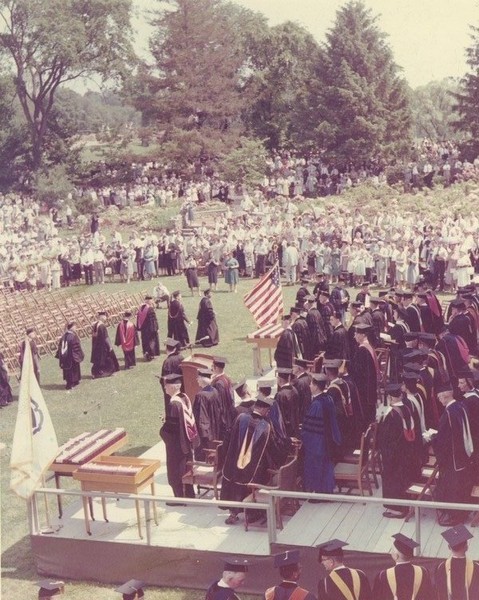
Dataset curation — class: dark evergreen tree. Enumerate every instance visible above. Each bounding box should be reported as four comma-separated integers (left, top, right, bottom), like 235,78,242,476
453,26,479,159
316,1,412,166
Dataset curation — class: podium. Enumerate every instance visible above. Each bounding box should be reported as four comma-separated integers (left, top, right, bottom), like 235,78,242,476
180,353,214,400
246,322,283,375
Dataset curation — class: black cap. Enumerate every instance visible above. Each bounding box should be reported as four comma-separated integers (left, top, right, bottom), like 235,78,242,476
144,295,153,300
354,322,372,333
274,549,301,568
401,349,423,361
290,306,301,315
311,372,328,384
319,290,330,297
417,333,436,344
165,337,180,348
223,557,250,572
98,310,107,316
162,373,182,384
317,539,348,559
277,367,293,377
197,368,213,378
403,332,419,342
401,292,414,299
37,580,65,598
323,358,343,369
386,383,403,397
213,356,228,367
351,301,363,308
369,296,381,304
114,579,145,599
457,366,474,379
392,533,419,557
305,295,316,303
441,524,473,550
294,358,311,369
451,299,466,310
436,381,453,394
123,311,132,318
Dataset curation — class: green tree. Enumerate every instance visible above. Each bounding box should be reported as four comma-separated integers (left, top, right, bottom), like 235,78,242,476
411,78,459,140
453,26,479,158
244,21,322,151
316,1,412,165
0,73,28,187
217,137,266,187
0,0,136,169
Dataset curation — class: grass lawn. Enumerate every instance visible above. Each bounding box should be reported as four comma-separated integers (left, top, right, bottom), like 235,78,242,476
1,274,300,599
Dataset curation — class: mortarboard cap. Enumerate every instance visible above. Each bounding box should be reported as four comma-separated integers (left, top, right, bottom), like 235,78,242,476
401,292,414,299
37,580,65,598
294,357,311,369
311,372,328,384
197,367,213,378
290,306,301,315
257,377,275,389
123,311,132,318
436,380,453,394
417,333,436,343
361,281,370,287
273,549,301,568
282,314,292,321
351,301,363,308
213,356,228,367
319,289,330,297
369,296,381,304
162,373,182,384
305,295,316,303
457,366,474,379
144,295,153,300
98,310,107,316
277,367,293,377
354,322,372,333
234,378,247,392
323,358,343,369
317,539,348,559
165,337,180,348
172,290,181,297
451,298,466,310
441,524,473,550
26,327,35,335
378,290,389,298
403,332,419,342
114,579,145,599
385,383,402,397
392,533,419,557
223,557,250,572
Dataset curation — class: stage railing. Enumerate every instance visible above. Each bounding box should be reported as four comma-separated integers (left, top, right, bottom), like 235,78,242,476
31,486,478,555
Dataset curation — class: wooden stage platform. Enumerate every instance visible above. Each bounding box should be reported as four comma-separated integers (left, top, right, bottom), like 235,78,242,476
32,441,479,591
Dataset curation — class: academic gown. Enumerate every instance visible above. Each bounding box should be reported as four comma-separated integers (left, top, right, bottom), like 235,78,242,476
205,582,240,600
350,344,378,425
159,393,198,498
274,328,299,368
136,304,160,358
306,307,328,356
324,324,350,360
378,403,417,511
292,316,314,360
114,319,139,368
405,304,422,332
462,389,479,483
160,350,184,414
167,299,190,348
90,321,120,378
433,400,474,519
436,333,469,384
56,330,84,387
327,378,362,452
373,562,433,600
292,372,312,426
221,411,290,503
195,296,219,347
193,385,222,461
212,373,236,440
318,566,371,600
435,556,479,600
301,392,341,493
273,384,301,438
448,312,477,356
266,581,316,600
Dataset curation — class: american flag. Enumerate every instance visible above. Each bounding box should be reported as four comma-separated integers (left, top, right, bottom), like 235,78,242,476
244,262,284,327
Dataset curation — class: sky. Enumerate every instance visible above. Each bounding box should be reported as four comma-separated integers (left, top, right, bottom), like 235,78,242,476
133,0,479,89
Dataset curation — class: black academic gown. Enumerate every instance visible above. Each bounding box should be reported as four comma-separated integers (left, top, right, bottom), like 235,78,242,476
327,378,362,452
56,330,84,387
433,400,474,520
448,312,477,356
318,567,371,600
160,350,185,414
167,299,190,348
90,321,119,378
350,343,378,425
292,372,312,426
306,307,328,356
274,328,299,368
220,410,290,502
195,296,219,347
205,582,240,600
159,393,198,498
266,581,316,600
193,385,222,461
436,333,470,384
373,562,433,600
324,324,350,360
435,556,479,600
405,303,422,332
137,304,160,358
212,373,236,441
463,389,479,483
292,316,314,360
378,403,417,511
274,383,301,438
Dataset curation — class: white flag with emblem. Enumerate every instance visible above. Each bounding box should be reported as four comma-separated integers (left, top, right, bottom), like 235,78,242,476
10,338,58,499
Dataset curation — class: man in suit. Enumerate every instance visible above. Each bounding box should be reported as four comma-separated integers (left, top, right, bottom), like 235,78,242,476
373,533,433,599
317,539,371,600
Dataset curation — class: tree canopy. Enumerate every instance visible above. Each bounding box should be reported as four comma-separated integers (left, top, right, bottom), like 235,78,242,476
0,0,135,169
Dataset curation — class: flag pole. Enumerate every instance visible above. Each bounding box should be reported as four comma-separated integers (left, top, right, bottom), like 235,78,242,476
41,474,52,531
